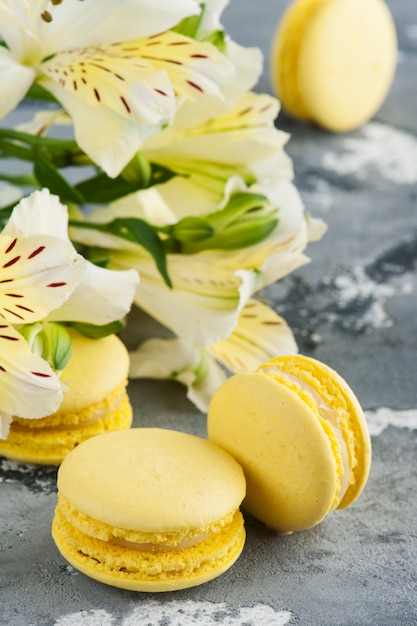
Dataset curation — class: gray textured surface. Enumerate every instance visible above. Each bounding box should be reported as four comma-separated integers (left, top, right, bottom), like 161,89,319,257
1,1,417,624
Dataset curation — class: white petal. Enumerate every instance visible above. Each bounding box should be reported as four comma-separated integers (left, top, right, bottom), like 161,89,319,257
0,47,35,118
41,47,175,126
0,0,46,62
129,31,235,101
16,109,71,136
39,81,161,178
197,0,230,38
0,182,23,209
123,251,258,346
173,41,263,126
47,262,139,325
129,337,227,413
2,189,69,239
0,234,85,323
0,323,63,425
0,413,13,439
43,0,200,53
145,92,287,173
209,299,298,374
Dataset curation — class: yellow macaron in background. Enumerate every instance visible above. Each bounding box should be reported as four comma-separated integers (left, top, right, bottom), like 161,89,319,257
270,0,397,132
0,329,132,465
208,355,371,534
52,428,246,592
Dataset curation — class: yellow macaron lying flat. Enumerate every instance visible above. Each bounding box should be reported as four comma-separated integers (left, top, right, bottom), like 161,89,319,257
208,355,371,534
0,330,132,465
271,0,397,132
52,428,246,592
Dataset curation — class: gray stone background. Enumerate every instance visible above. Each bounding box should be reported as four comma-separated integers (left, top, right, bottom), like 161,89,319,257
1,0,416,624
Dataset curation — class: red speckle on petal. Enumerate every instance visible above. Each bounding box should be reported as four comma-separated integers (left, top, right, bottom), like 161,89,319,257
47,282,67,288
120,96,131,113
28,246,46,259
5,238,17,254
31,371,51,378
0,335,19,341
186,80,204,93
2,256,20,268
0,365,6,372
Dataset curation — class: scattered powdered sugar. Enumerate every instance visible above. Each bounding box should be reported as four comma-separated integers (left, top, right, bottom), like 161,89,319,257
54,602,294,626
301,177,334,213
322,122,417,185
365,408,417,436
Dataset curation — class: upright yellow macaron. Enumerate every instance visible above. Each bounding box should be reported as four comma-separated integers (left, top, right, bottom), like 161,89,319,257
52,428,246,592
271,0,397,132
0,330,132,465
208,355,371,534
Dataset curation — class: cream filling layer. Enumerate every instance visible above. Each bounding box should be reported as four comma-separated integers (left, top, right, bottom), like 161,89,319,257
111,533,210,553
263,367,351,505
50,394,125,431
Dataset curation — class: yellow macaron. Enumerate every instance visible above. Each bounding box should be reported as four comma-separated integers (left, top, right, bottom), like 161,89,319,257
270,0,397,132
0,330,132,465
208,355,371,534
52,428,246,592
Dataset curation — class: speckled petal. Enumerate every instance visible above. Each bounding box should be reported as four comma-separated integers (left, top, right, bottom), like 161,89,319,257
0,323,63,424
0,233,85,323
209,299,298,374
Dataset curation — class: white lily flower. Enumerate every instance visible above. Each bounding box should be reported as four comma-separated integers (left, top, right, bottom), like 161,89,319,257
2,188,139,324
0,195,88,437
0,0,235,177
129,299,298,413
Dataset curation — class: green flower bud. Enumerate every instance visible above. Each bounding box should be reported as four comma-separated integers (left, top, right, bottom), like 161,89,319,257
20,322,72,374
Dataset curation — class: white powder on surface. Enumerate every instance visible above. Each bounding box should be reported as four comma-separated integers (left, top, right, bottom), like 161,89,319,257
54,602,293,626
322,122,417,185
366,408,417,436
301,178,334,213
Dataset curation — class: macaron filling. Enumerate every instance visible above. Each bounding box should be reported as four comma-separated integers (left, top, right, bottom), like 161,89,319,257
262,367,351,505
112,534,210,552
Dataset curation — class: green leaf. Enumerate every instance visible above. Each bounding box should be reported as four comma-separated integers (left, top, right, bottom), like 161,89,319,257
203,29,227,52
70,217,172,288
26,84,59,104
68,320,124,339
173,3,206,38
74,163,174,203
33,147,84,203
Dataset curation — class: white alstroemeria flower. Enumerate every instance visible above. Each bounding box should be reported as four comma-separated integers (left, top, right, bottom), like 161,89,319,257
2,189,139,324
129,299,298,412
141,91,293,219
0,197,87,437
129,337,226,413
70,177,325,348
0,0,235,177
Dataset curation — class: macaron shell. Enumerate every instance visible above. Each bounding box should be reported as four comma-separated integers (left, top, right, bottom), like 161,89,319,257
53,428,246,591
271,0,327,119
58,330,130,414
271,0,397,131
52,506,245,592
0,390,132,465
208,372,341,533
57,428,246,533
261,355,372,509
